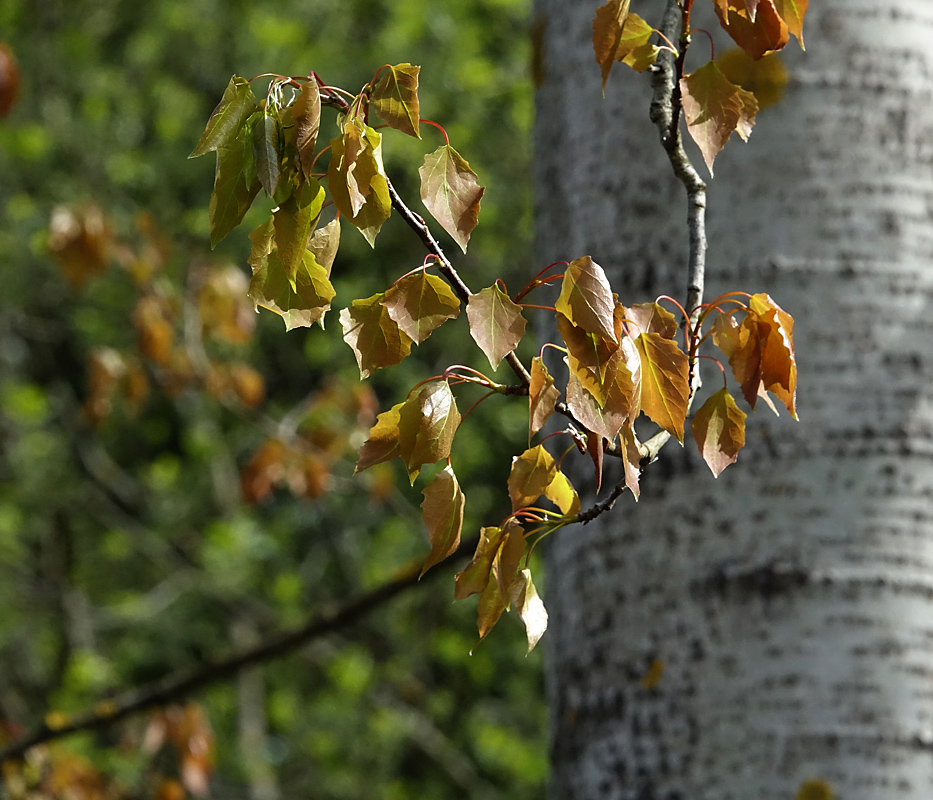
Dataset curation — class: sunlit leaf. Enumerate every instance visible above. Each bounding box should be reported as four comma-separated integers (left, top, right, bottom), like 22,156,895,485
292,80,321,179
635,331,689,443
382,271,460,345
613,13,660,74
691,387,747,477
556,256,617,344
455,526,506,600
398,380,461,484
619,420,642,499
773,0,807,48
713,0,790,60
467,284,526,370
252,112,281,196
681,61,758,176
543,469,580,516
328,124,392,246
510,569,548,653
624,302,679,339
209,129,261,248
508,445,558,511
339,294,414,379
592,0,632,92
796,779,834,800
248,250,335,331
355,402,404,473
190,75,257,158
419,144,484,253
749,293,797,417
372,63,421,138
273,178,325,282
307,217,341,277
420,464,465,576
529,356,560,439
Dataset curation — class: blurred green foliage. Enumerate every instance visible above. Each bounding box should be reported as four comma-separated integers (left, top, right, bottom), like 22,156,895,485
0,0,543,797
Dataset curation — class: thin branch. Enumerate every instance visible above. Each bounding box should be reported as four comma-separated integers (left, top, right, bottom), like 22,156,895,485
0,544,471,764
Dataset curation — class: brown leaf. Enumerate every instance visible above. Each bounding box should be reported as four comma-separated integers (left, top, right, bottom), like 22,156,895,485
292,80,321,179
339,294,414,379
508,445,558,511
467,284,527,370
510,569,548,653
134,295,175,367
372,63,421,138
529,356,560,439
619,420,642,499
634,331,689,443
419,144,484,253
624,302,679,339
48,204,111,287
713,0,790,60
199,266,254,346
556,256,618,344
420,465,465,576
355,402,404,474
0,43,21,118
586,430,605,493
681,61,758,176
691,388,747,477
398,380,461,484
749,293,797,418
455,526,506,600
382,271,460,345
592,0,632,92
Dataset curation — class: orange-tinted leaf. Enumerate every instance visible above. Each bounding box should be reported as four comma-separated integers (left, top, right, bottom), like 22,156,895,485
420,464,465,576
639,659,665,689
711,312,742,358
556,256,617,344
48,204,111,287
749,293,797,417
586,430,605,493
624,302,678,339
508,445,557,511
339,294,414,379
724,311,764,408
328,123,391,246
773,0,807,48
681,61,758,176
565,369,626,443
529,356,560,439
467,284,527,370
292,80,321,179
355,402,404,473
691,387,747,477
273,178,325,282
592,0,632,92
713,0,790,60
543,469,581,516
510,569,548,653
134,295,175,367
398,380,461,484
619,420,642,499
455,526,506,600
635,331,689,443
307,217,341,277
382,271,460,344
372,63,421,138
0,43,21,118
419,144,484,253
190,75,257,158
249,250,335,331
717,48,789,111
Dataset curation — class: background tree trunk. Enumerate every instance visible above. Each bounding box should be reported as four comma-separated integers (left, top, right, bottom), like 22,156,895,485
534,2,933,798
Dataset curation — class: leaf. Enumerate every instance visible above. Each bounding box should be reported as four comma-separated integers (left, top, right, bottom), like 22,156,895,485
307,217,341,277
468,521,528,648
0,43,20,118
713,0,790,61
420,465,465,576
372,63,421,138
248,250,335,331
328,124,392,246
273,178,325,282
613,13,660,74
619,420,642,500
592,0,632,92
749,293,797,418
467,285,527,370
796,779,834,800
397,380,461,484
292,80,321,179
635,331,689,443
455,526,506,600
773,0,807,48
680,61,758,177
382,271,460,345
624,302,679,339
190,75,258,158
419,144,485,253
556,312,616,402
339,294,414,379
510,569,548,653
691,388,747,477
586,430,605,493
565,369,627,443
252,112,281,196
209,130,261,248
717,48,789,111
556,256,617,344
475,575,509,647
355,402,404,474
508,445,557,511
529,356,559,439
543,470,580,516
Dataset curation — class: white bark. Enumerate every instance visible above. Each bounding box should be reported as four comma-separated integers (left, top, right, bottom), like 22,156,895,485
534,2,933,799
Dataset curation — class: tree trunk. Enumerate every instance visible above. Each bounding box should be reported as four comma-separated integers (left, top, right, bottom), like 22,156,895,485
534,2,933,799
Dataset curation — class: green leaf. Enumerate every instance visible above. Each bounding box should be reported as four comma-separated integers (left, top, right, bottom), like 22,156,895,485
372,63,421,138
691,388,747,477
209,129,261,248
397,379,461,484
273,178,325,283
190,75,258,158
292,80,322,179
355,402,404,474
328,124,392,247
339,294,414,379
252,112,282,195
381,271,460,345
466,285,526,370
556,256,617,344
419,144,484,253
248,250,335,331
420,464,465,576
307,218,341,277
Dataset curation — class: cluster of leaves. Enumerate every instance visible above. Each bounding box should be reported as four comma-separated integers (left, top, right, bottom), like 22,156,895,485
191,5,802,649
595,0,806,173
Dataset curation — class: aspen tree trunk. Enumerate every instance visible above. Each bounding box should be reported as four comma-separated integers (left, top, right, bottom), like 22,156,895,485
534,2,933,798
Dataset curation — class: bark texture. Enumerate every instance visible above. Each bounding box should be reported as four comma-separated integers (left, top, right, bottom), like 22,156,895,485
534,2,933,798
